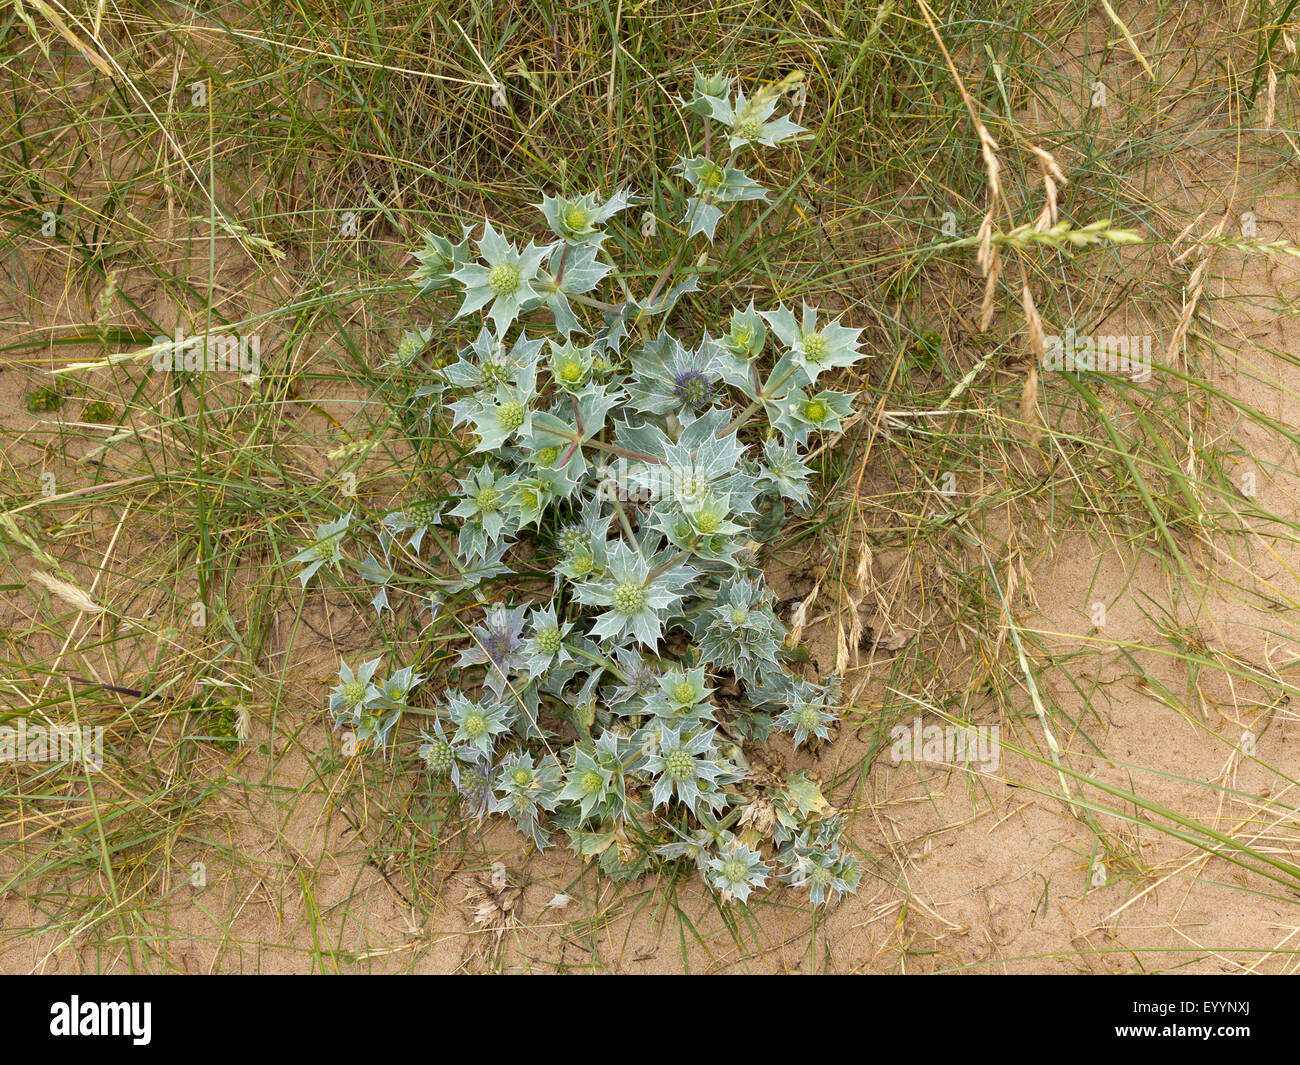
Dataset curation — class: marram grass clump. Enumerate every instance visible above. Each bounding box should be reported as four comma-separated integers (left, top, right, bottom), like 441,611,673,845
296,71,862,907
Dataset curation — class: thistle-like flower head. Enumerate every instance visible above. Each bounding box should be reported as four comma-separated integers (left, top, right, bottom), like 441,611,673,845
457,603,530,695
291,512,352,587
775,387,855,445
708,837,771,902
381,497,445,553
557,746,618,820
780,834,861,907
449,464,516,550
495,751,563,846
418,716,464,788
332,658,400,750
716,302,766,359
757,437,814,509
443,328,544,393
662,665,712,712
760,303,866,389
454,365,539,454
705,82,806,151
376,664,425,712
674,158,768,241
572,542,699,647
773,677,840,748
604,646,663,710
445,691,511,757
673,370,711,408
646,664,716,723
693,578,787,687
536,188,637,245
329,656,382,719
547,339,595,392
522,603,575,679
389,325,436,368
450,220,552,333
645,723,730,813
458,756,499,821
684,70,733,118
626,335,730,419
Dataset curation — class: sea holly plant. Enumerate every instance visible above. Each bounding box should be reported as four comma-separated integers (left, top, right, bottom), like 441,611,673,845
297,71,865,908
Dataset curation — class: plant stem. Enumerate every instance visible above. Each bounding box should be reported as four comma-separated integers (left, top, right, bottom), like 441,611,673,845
564,642,631,685
610,492,644,557
724,364,799,435
567,291,621,312
647,549,691,581
583,437,663,464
